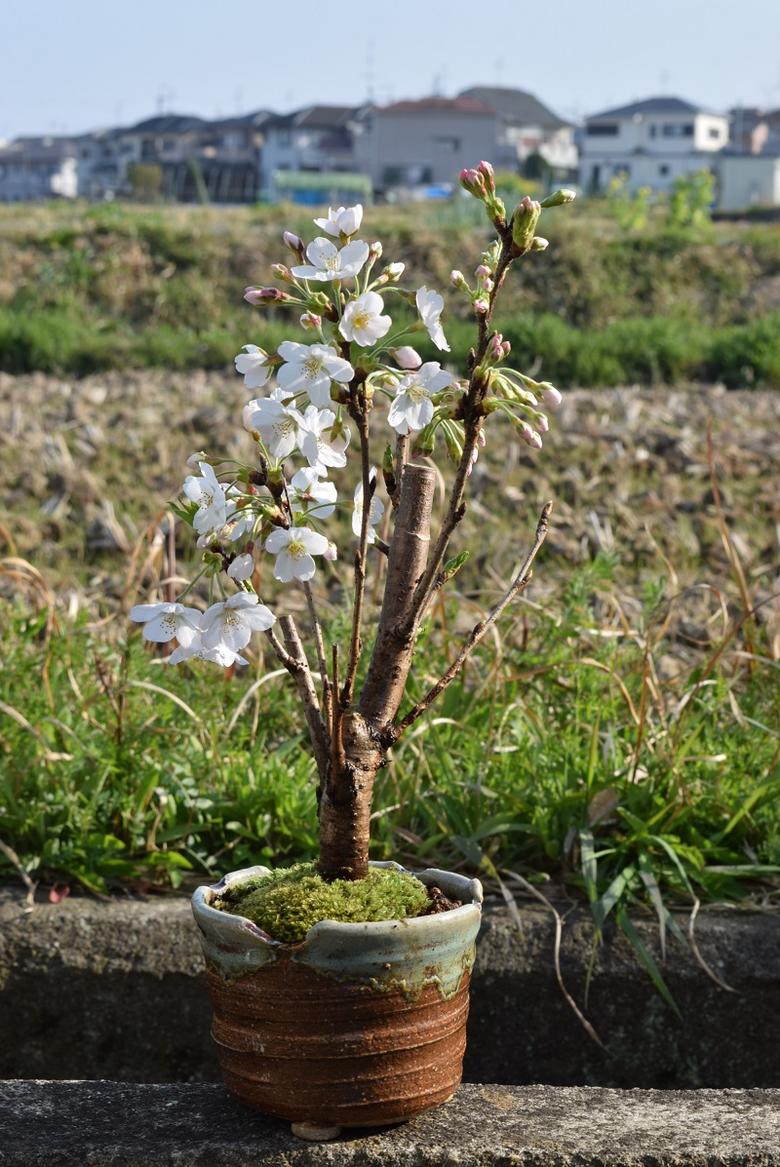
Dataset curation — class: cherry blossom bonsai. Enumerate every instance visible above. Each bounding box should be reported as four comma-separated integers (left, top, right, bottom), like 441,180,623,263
132,167,573,889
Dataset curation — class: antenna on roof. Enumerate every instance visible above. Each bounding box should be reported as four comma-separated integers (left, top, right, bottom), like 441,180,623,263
432,71,443,97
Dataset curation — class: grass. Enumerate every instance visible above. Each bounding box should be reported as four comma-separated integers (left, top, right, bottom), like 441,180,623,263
0,201,779,385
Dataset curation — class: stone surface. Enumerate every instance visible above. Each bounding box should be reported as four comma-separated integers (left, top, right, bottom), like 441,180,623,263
1,888,779,1088
1,1080,778,1166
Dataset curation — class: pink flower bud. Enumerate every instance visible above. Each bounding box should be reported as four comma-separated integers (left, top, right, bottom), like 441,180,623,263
519,422,543,449
450,269,468,290
299,311,322,331
243,286,290,304
459,168,487,198
324,541,338,562
271,263,293,282
474,297,490,315
282,230,304,258
489,333,505,361
536,413,550,434
475,264,491,278
540,383,562,410
392,345,422,370
477,160,496,192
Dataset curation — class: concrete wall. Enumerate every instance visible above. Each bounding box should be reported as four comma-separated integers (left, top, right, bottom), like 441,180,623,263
718,155,780,210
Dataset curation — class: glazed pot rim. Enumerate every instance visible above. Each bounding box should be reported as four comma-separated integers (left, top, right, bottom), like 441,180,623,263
192,859,483,950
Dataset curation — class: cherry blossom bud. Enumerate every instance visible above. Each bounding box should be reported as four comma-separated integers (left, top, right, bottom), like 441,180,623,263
384,261,405,280
271,263,294,282
540,383,563,410
186,450,208,467
475,264,491,278
474,297,490,315
517,420,543,449
299,311,322,331
282,230,305,260
480,276,494,293
450,269,469,290
459,168,486,198
477,160,496,193
369,240,383,262
391,345,422,370
540,188,577,208
244,286,291,305
510,196,542,256
536,413,550,434
530,237,549,252
489,333,505,361
324,541,338,562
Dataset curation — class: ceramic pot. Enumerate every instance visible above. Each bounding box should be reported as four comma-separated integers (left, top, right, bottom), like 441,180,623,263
192,861,483,1128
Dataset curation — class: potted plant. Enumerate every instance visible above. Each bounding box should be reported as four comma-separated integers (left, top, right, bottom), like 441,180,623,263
130,164,575,1138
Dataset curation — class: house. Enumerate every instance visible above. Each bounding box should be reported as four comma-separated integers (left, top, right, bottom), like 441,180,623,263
458,85,577,175
717,150,780,211
580,96,729,194
261,106,367,201
0,136,79,201
355,97,499,194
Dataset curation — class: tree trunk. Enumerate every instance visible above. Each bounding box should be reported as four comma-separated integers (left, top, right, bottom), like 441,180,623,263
317,711,382,881
317,464,437,882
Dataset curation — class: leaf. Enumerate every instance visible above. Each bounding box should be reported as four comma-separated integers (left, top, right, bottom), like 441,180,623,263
616,905,681,1018
579,827,598,906
592,864,636,933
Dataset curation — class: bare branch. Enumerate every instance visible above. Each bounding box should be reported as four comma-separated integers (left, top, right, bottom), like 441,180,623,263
0,838,37,911
277,615,330,779
342,406,373,708
389,501,552,743
303,580,332,730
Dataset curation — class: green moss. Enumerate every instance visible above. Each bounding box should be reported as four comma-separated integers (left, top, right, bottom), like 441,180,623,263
215,864,431,942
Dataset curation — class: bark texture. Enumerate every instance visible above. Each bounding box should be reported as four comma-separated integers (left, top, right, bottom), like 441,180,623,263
316,711,383,881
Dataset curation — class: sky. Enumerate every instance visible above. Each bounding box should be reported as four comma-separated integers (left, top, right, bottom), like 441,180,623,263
2,0,779,140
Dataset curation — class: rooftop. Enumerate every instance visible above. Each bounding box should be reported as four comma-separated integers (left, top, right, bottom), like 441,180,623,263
587,96,714,121
380,96,495,116
459,85,571,129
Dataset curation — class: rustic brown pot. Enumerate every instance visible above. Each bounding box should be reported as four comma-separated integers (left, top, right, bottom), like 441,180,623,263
192,861,483,1128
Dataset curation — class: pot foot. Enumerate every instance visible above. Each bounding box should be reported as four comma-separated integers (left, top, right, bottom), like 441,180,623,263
291,1121,342,1142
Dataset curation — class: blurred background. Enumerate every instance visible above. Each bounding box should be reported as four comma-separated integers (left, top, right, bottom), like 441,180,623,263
0,1,778,928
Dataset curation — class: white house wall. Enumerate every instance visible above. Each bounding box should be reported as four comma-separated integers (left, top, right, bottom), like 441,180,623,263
717,156,780,211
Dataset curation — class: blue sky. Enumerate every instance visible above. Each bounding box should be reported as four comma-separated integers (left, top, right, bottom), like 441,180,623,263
2,0,779,139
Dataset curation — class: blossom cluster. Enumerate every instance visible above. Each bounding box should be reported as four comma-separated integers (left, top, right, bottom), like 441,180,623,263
131,184,570,667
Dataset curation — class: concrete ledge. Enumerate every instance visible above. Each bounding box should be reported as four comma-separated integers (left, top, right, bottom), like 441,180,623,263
1,889,779,1088
1,1081,778,1166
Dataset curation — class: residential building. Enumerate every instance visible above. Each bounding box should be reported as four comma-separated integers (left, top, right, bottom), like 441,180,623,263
717,150,780,211
459,85,577,174
261,106,367,201
580,96,729,194
355,97,498,194
0,136,79,200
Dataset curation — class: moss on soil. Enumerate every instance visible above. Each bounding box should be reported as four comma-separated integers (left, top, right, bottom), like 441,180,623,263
215,863,431,943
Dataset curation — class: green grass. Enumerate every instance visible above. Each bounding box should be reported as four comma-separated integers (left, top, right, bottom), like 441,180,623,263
2,556,777,909
1,201,779,385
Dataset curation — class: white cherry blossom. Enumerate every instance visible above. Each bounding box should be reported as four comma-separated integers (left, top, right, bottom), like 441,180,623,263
289,467,337,519
265,526,330,582
276,341,353,408
352,469,384,543
243,391,302,459
168,634,249,668
234,344,272,390
296,406,351,473
339,291,392,347
130,602,203,646
183,462,234,535
291,238,369,282
387,362,454,435
227,553,255,581
201,593,276,655
415,286,450,352
313,204,363,237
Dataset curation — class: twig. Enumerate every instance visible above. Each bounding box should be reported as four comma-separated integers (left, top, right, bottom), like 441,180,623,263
0,839,37,912
331,642,345,770
391,501,552,742
277,616,329,780
303,580,332,730
342,407,374,709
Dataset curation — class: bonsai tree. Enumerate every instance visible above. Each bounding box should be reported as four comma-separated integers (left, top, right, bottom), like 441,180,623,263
131,164,575,884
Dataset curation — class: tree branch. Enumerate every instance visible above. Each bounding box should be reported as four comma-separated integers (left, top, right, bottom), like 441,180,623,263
342,404,373,708
389,501,552,744
277,615,330,780
303,579,332,730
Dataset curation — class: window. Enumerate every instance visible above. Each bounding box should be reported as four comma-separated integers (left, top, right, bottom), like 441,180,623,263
613,163,630,177
709,127,721,139
662,123,694,138
659,164,669,176
649,124,657,138
162,139,176,153
587,123,619,136
433,135,461,151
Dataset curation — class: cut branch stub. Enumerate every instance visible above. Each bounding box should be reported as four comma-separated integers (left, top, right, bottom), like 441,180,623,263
358,462,437,731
